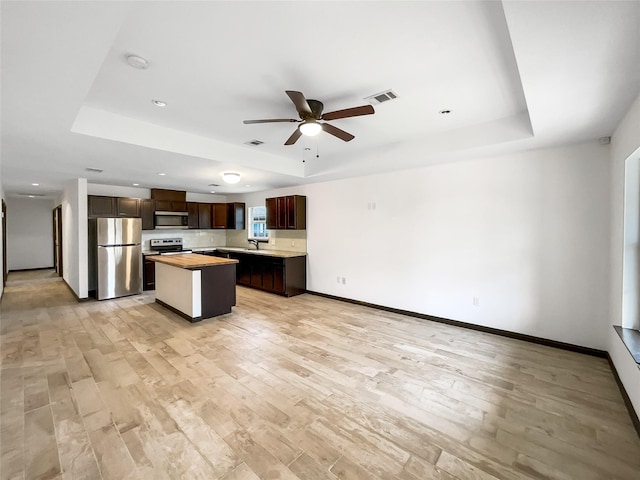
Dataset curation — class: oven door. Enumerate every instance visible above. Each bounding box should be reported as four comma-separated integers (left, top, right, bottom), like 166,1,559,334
154,211,189,229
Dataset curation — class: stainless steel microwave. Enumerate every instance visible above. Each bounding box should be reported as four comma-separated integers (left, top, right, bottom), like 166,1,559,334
154,211,188,229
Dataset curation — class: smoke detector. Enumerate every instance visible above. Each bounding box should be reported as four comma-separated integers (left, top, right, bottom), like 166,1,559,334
126,55,149,70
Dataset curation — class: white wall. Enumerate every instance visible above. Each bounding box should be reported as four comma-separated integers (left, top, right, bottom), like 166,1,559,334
610,93,640,415
59,178,88,299
232,141,611,350
5,197,54,270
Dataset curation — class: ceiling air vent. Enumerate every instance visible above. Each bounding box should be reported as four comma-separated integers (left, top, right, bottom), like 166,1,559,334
365,89,398,105
85,167,103,173
244,139,264,146
208,183,220,187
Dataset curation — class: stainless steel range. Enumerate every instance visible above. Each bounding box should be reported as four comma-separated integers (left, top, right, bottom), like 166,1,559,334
149,238,192,255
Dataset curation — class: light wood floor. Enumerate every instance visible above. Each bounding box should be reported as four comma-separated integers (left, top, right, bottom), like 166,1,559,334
1,270,639,480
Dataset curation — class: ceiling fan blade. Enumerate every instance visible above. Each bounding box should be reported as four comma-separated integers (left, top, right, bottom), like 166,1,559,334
322,123,355,142
286,90,312,115
321,104,375,121
243,119,299,124
284,128,302,145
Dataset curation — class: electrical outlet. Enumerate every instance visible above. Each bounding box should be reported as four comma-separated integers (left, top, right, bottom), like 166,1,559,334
341,277,346,285
291,240,295,247
473,297,480,307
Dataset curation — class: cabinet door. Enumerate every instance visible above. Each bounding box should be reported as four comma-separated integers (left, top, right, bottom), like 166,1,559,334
286,195,306,229
273,264,285,294
233,254,251,285
143,258,156,290
88,196,116,217
266,197,277,229
198,203,212,229
140,199,155,230
187,202,199,228
211,203,227,229
155,199,171,211
226,203,245,230
116,197,140,217
250,261,263,288
276,197,286,229
171,201,187,212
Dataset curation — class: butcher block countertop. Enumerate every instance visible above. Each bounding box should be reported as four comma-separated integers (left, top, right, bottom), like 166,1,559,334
149,253,238,270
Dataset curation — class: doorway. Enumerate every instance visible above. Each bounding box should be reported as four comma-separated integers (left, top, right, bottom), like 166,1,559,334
53,205,63,277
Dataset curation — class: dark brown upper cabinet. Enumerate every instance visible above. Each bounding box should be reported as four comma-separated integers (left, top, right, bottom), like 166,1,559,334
286,195,306,229
154,200,187,212
227,203,246,230
211,203,228,229
141,199,155,230
198,203,212,229
116,197,140,217
266,197,277,230
266,195,306,230
88,195,116,217
187,202,199,229
88,195,141,218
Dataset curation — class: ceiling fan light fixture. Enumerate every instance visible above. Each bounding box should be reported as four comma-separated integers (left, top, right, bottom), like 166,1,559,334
222,172,241,184
299,121,322,137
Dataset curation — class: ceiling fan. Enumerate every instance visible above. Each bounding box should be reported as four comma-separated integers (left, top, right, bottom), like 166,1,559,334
243,90,375,145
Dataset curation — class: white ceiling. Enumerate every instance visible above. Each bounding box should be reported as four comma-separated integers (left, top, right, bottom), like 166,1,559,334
2,1,639,199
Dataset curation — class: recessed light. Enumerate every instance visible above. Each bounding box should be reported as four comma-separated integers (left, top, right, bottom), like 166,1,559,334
31,183,39,186
132,183,139,186
157,173,166,176
222,172,241,184
210,190,216,194
152,99,167,107
439,109,451,115
28,195,35,198
126,54,149,69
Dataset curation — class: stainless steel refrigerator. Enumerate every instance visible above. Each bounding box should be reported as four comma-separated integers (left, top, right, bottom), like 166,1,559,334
88,217,142,300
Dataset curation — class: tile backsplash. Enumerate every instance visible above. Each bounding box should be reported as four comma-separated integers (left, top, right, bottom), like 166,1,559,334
226,229,307,253
141,230,226,250
142,228,307,253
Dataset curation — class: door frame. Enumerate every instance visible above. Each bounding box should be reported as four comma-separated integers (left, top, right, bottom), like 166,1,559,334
53,205,63,277
2,200,7,289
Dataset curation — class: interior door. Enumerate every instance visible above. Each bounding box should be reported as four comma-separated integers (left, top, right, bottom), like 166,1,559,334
53,205,63,277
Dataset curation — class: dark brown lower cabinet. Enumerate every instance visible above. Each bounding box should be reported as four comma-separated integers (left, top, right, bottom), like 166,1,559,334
143,256,156,290
229,253,305,297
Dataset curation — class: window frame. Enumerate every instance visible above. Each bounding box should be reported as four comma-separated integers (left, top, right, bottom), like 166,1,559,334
247,205,269,241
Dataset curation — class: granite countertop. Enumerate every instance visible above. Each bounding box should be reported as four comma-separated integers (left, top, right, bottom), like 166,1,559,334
215,247,307,258
144,246,307,258
148,253,238,269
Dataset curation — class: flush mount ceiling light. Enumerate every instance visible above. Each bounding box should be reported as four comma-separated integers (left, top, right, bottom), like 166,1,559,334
152,99,167,107
222,172,241,184
299,120,322,137
132,183,139,186
157,172,166,176
126,54,149,69
31,183,39,186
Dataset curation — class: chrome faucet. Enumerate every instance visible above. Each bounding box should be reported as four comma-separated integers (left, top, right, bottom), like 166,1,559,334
248,239,259,250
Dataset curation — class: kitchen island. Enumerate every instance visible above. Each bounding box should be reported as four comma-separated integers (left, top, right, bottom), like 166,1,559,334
149,253,238,322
